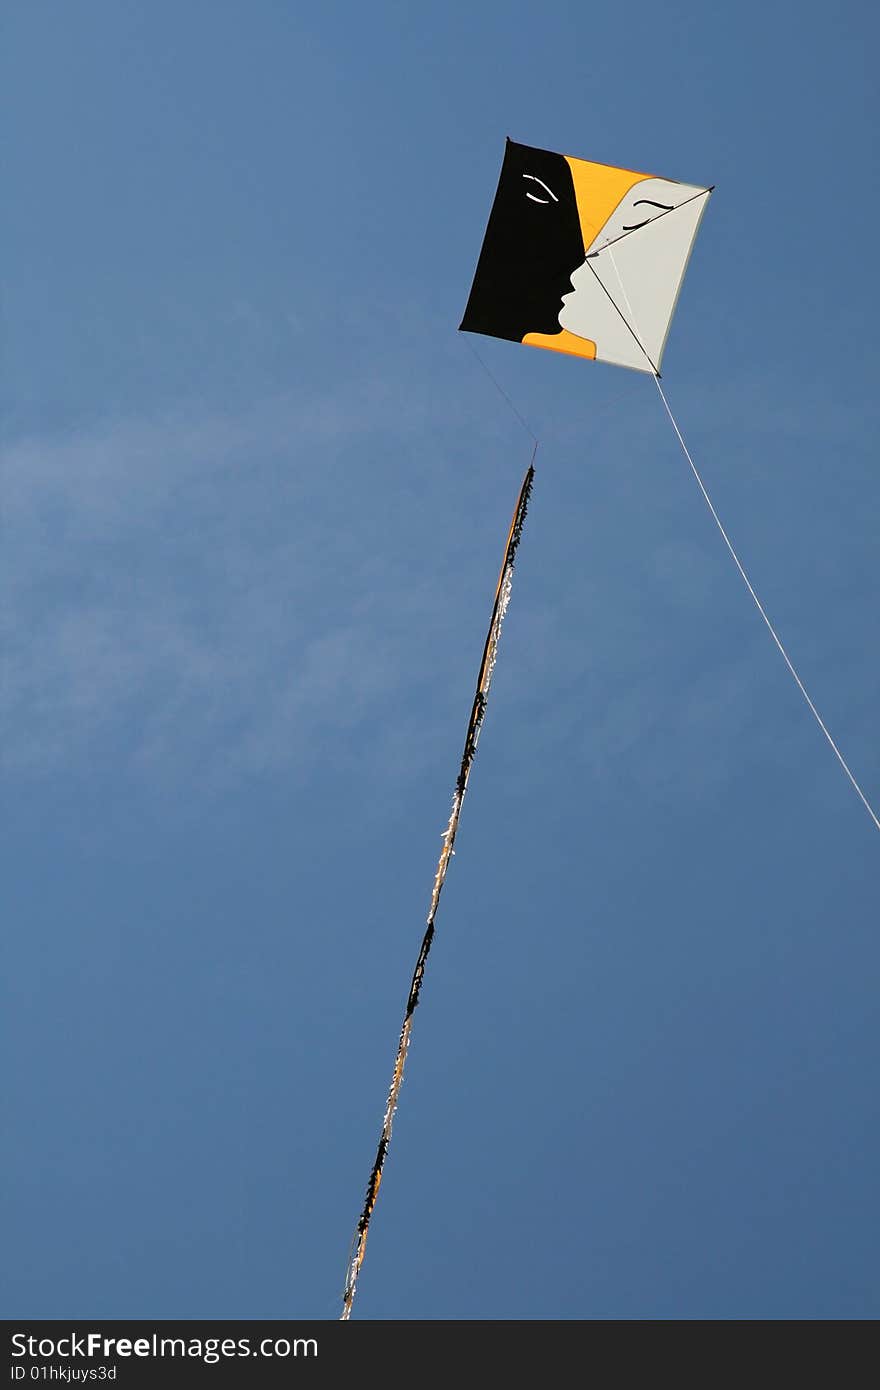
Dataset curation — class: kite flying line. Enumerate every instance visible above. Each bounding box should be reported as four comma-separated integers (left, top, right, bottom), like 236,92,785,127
341,456,536,1319
604,246,880,836
652,375,880,834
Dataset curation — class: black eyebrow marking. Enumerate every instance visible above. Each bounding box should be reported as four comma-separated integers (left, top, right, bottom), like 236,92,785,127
588,186,713,257
622,198,678,231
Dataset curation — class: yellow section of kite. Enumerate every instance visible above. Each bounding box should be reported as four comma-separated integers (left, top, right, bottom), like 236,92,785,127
522,327,597,360
564,154,650,252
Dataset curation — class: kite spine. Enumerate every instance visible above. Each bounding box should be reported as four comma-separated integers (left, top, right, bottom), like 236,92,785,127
341,456,536,1319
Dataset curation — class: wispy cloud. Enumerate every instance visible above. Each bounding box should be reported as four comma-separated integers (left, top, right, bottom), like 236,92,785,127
2,389,476,789
5,361,876,830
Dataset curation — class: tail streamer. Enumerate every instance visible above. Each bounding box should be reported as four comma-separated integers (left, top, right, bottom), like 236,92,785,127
341,454,537,1319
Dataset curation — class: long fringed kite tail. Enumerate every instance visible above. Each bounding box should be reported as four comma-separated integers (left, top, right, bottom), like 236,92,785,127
341,456,536,1320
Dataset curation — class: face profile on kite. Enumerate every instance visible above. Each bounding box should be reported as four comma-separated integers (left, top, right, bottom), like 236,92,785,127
461,138,712,375
458,140,585,344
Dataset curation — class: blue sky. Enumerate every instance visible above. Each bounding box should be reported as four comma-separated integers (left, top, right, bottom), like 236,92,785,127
3,0,878,1319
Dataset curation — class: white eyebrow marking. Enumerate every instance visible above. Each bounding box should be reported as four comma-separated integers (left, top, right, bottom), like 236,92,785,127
523,174,558,202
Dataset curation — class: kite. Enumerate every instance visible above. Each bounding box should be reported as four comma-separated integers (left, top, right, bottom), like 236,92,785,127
341,137,879,1321
460,137,713,375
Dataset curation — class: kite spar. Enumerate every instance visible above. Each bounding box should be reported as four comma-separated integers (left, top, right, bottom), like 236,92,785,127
341,456,536,1320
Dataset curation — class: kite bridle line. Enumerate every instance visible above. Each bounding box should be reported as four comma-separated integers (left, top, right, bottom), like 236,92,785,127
583,257,661,376
341,456,537,1319
604,247,880,837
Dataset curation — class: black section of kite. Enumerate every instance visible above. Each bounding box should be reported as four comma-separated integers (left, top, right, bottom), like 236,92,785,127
460,139,584,343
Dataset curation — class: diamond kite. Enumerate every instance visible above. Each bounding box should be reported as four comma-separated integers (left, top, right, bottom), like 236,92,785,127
460,138,713,375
